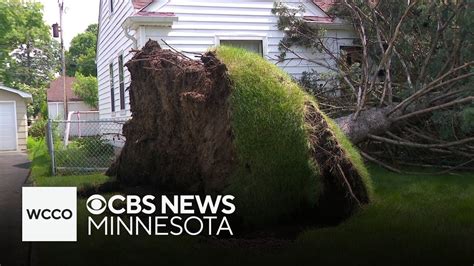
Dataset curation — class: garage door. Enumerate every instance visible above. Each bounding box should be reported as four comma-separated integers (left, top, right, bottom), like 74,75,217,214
0,102,17,151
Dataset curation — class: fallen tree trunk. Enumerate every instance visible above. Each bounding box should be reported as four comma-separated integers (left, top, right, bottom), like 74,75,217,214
335,106,398,144
334,103,474,169
107,40,372,225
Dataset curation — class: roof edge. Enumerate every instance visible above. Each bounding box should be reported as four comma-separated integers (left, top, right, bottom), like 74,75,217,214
311,0,336,19
0,85,33,102
123,14,178,30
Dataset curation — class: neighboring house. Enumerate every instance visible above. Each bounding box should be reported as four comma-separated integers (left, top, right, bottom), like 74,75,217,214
0,84,32,151
97,0,357,119
47,76,98,120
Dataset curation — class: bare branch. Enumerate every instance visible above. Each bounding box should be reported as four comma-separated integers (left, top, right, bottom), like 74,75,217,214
393,96,473,122
368,134,474,148
360,151,402,173
389,62,474,115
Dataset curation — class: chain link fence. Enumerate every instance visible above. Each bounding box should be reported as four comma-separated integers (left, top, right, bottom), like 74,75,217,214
46,119,127,175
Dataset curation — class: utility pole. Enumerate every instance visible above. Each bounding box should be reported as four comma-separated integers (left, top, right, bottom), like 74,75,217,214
58,0,67,119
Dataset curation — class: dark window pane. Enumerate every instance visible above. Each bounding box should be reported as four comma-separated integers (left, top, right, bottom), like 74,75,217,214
109,63,115,112
340,46,362,66
118,55,125,110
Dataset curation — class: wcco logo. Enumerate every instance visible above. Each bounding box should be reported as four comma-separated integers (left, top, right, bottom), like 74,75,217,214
26,208,74,220
22,187,77,242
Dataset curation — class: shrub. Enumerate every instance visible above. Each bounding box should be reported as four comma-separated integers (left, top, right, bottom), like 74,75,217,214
55,137,115,171
72,73,98,109
74,136,114,158
29,118,47,138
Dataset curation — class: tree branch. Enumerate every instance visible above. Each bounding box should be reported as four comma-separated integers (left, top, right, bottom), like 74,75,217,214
393,96,473,122
368,134,474,148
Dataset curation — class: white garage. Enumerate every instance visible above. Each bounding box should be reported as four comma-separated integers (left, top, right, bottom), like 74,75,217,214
0,85,32,151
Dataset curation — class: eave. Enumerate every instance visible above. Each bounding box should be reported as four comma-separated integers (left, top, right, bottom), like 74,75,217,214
122,14,178,30
0,84,33,102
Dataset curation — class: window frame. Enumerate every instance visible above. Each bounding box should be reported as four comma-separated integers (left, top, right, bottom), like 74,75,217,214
215,35,268,56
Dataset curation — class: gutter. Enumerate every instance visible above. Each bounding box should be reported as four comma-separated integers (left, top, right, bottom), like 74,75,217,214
304,17,352,30
306,21,351,30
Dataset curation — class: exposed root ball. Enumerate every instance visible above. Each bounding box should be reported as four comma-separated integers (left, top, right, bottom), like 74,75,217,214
107,40,236,193
108,40,372,225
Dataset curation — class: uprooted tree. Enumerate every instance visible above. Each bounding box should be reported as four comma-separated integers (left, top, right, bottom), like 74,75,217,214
273,0,473,171
107,41,372,226
107,0,473,226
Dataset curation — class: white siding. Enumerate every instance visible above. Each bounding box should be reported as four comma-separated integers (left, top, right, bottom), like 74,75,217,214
97,0,136,119
141,0,355,78
97,0,356,119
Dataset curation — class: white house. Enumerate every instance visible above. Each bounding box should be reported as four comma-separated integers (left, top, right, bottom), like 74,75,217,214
97,0,357,119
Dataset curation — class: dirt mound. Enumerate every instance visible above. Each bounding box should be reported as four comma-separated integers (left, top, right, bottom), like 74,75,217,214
108,40,371,224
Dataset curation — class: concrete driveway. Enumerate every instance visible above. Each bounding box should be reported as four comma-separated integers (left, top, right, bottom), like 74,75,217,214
0,152,31,266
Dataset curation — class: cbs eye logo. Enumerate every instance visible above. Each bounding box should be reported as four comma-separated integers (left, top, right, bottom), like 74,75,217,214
86,195,107,215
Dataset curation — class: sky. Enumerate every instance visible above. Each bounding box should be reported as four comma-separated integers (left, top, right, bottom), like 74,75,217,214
37,0,100,49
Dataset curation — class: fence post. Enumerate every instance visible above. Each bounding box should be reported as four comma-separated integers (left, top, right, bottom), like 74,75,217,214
46,119,56,176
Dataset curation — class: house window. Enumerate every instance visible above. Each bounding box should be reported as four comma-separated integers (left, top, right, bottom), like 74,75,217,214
109,63,115,112
118,54,125,110
110,0,114,14
220,40,263,56
340,46,362,66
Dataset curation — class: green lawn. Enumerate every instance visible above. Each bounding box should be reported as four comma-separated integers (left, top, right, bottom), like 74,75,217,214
27,136,114,188
33,165,474,266
33,173,112,187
